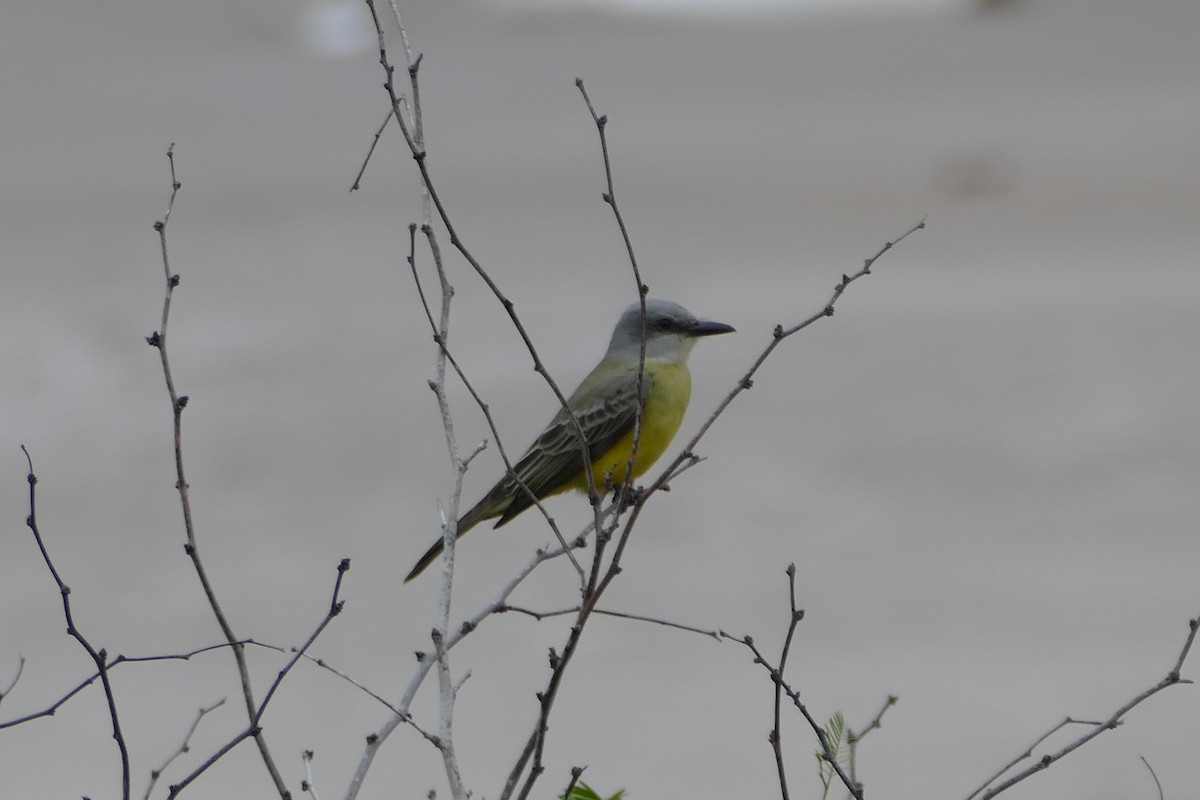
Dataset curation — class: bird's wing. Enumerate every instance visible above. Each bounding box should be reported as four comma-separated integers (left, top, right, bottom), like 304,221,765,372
492,369,649,525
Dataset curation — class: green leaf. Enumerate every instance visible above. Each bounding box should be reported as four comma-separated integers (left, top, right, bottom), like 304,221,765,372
564,781,626,800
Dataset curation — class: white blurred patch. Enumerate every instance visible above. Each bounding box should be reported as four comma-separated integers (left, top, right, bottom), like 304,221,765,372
298,0,374,58
490,0,962,18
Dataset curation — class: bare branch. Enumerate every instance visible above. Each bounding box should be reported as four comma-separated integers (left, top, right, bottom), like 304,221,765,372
766,564,805,800
719,625,862,800
1140,755,1164,800
146,145,291,797
0,656,24,708
143,698,227,800
349,109,392,192
0,641,259,731
575,78,648,545
972,612,1200,799
361,0,601,532
502,604,721,641
846,695,898,791
301,750,321,800
166,560,350,798
20,445,131,800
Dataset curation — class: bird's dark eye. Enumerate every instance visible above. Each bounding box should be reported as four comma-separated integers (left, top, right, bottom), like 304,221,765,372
654,317,673,331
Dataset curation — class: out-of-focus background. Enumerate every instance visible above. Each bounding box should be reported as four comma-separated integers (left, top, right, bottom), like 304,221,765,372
3,0,1199,797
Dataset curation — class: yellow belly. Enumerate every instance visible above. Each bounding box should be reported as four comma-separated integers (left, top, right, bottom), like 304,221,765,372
570,361,692,490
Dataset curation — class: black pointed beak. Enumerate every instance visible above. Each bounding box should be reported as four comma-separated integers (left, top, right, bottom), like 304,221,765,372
689,319,736,337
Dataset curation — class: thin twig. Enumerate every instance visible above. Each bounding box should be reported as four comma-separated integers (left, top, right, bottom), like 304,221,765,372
349,108,392,191
972,612,1199,800
1140,755,1164,800
167,560,351,798
575,78,648,555
0,655,24,707
344,537,581,800
20,446,131,800
302,750,321,800
720,624,862,800
501,221,926,800
962,717,1096,800
766,564,805,800
846,695,898,792
361,0,600,528
501,605,721,641
143,698,227,800
146,144,291,798
297,654,400,716
406,223,583,578
0,641,257,731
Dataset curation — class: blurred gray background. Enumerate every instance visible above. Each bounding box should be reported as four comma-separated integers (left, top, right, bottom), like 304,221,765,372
3,0,1199,798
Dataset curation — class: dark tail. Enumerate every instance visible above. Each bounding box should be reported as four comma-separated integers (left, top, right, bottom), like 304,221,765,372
403,498,496,582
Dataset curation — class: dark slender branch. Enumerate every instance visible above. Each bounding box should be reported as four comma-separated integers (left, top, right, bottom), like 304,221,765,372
767,564,805,800
972,612,1199,800
146,145,291,798
503,221,925,800
629,217,927,532
503,221,922,797
20,446,131,800
167,560,350,798
253,560,350,721
501,604,721,641
561,766,586,800
962,717,1094,800
350,108,393,191
1140,755,1164,800
298,653,400,716
0,656,25,708
407,223,583,578
361,0,600,525
720,624,862,800
0,641,263,731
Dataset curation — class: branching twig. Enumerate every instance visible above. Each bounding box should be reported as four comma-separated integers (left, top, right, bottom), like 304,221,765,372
405,223,583,578
20,446,131,800
575,78,649,550
344,536,582,800
500,215,925,800
145,144,292,798
361,0,602,533
143,698,226,800
719,624,862,800
846,695,898,792
0,641,281,731
962,717,1097,800
766,564,805,800
167,560,351,798
970,613,1199,800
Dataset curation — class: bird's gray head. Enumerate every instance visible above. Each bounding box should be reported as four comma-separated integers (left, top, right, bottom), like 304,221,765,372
606,298,735,362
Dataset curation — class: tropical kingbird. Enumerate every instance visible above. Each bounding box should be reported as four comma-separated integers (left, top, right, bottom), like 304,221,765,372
405,298,734,582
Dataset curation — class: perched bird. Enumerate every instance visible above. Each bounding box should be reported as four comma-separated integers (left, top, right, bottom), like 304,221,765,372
405,298,734,582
